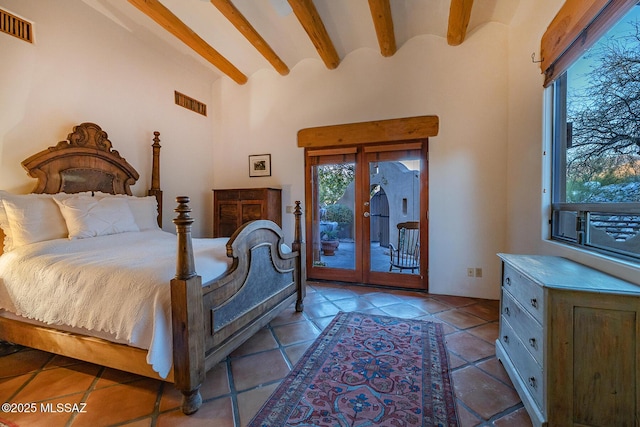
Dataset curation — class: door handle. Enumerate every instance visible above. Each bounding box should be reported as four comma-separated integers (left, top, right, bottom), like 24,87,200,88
363,212,370,217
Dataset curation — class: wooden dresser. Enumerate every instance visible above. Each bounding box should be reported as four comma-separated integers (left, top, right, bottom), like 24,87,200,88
496,254,640,427
212,188,282,237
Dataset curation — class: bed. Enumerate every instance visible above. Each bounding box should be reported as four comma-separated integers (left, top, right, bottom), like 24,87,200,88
0,122,306,414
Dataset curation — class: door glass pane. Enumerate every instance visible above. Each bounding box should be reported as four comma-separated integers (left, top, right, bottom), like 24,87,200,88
370,159,420,274
312,162,356,270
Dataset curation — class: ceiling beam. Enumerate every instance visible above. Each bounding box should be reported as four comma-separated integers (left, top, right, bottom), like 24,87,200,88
127,0,247,84
447,0,474,46
210,0,289,76
287,0,340,70
368,0,396,57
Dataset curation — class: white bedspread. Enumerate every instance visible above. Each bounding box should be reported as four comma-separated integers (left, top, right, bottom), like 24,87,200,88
0,230,232,379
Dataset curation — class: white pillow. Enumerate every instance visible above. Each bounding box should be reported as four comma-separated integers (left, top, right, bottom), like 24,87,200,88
125,196,160,230
54,195,139,239
91,193,159,230
0,191,69,250
0,191,15,252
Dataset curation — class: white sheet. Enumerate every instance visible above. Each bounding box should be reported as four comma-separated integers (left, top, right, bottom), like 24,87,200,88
0,230,232,379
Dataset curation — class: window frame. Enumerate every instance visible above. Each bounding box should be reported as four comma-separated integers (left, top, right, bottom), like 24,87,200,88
550,64,640,262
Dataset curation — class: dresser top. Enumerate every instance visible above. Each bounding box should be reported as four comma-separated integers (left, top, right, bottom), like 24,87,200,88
498,254,640,296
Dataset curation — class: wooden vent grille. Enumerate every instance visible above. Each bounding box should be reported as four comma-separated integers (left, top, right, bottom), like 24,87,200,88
175,91,207,116
1,8,33,43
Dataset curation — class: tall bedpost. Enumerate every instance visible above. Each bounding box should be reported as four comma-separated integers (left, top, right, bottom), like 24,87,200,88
148,131,163,227
171,197,204,415
292,201,306,312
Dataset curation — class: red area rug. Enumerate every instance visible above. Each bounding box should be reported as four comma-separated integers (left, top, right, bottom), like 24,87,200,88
249,311,459,426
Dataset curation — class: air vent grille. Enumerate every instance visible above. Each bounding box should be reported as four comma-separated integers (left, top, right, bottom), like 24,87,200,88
175,91,207,116
1,9,33,43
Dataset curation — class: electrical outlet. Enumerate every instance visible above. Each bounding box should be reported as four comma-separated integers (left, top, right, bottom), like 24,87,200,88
475,268,482,278
467,268,474,277
286,205,293,214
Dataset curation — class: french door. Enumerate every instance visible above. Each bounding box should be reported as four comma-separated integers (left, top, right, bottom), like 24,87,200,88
305,141,428,290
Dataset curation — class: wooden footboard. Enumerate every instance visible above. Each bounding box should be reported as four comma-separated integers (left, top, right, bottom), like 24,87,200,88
170,197,305,414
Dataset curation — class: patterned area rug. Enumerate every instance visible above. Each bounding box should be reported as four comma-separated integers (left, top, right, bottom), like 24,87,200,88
249,311,459,426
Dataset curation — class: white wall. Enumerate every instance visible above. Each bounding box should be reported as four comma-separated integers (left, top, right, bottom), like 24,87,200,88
507,0,640,286
0,0,216,236
212,24,510,298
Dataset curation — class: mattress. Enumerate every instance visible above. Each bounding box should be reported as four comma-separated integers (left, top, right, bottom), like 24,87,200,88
0,230,232,378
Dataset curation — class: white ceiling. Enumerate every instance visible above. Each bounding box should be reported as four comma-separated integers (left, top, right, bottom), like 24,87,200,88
83,0,521,83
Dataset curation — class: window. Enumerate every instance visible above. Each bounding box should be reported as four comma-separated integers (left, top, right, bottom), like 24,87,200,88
551,5,640,261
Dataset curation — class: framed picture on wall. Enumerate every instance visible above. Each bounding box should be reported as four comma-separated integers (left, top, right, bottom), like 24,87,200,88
249,154,271,177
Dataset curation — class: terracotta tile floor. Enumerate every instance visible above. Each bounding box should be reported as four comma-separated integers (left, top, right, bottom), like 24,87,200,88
0,282,533,427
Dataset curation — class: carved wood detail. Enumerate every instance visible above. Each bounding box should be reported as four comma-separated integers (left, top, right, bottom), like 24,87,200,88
22,122,139,195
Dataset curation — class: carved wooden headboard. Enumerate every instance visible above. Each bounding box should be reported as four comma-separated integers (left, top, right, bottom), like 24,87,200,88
25,123,161,223
0,123,163,256
22,122,140,195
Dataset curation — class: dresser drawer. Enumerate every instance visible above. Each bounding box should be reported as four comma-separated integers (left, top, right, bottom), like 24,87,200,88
501,289,544,365
499,317,545,411
502,264,544,323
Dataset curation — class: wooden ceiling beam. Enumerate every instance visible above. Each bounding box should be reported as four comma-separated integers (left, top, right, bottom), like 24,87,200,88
447,0,474,46
210,0,289,76
287,0,340,70
368,0,396,57
127,0,247,84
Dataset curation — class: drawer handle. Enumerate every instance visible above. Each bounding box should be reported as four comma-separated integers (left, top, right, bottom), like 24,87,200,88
528,338,537,349
528,376,537,389
502,335,509,344
505,277,511,286
504,307,510,316
530,298,538,309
